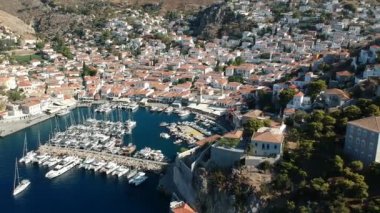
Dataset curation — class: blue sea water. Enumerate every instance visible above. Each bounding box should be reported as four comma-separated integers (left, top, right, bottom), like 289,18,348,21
0,107,193,213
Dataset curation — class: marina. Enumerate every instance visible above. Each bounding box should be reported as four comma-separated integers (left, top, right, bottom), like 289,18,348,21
0,106,200,212
0,104,227,212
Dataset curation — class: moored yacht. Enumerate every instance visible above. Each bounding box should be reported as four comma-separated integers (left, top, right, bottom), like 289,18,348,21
164,107,173,113
13,158,30,196
133,175,148,186
128,171,145,184
45,157,80,179
178,110,191,117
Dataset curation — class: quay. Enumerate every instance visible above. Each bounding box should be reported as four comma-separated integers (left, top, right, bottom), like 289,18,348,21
38,145,168,172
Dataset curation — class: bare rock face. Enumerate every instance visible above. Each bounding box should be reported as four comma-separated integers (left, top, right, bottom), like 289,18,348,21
192,166,260,213
189,2,257,40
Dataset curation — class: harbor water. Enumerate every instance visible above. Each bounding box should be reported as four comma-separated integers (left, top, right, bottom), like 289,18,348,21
0,107,194,213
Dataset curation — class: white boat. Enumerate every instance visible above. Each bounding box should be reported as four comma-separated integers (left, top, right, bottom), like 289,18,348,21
150,106,158,112
125,119,137,129
36,154,51,165
133,175,148,186
174,139,183,144
93,160,107,172
164,107,173,113
117,167,129,177
160,133,170,139
13,158,30,196
129,172,145,184
19,134,33,164
126,169,138,179
127,103,139,112
160,122,169,127
57,109,70,117
178,110,191,117
45,157,80,179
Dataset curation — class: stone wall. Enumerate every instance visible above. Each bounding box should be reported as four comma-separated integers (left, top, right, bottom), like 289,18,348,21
210,145,244,168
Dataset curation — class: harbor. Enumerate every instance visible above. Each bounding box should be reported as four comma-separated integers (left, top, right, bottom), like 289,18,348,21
1,106,194,212
0,104,225,212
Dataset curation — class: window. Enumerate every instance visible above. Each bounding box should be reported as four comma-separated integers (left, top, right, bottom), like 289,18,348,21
266,144,269,149
262,144,265,149
255,143,257,147
274,145,277,149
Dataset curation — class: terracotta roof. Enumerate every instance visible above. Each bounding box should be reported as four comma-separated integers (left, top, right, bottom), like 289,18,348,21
223,130,243,139
336,70,353,77
243,110,263,119
294,91,304,97
251,131,284,144
172,203,196,213
196,134,221,146
348,116,380,133
324,88,350,100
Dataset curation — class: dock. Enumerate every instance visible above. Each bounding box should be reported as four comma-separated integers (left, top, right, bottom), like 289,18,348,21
38,145,168,172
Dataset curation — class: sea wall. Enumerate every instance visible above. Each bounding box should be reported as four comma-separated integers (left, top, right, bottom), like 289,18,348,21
210,145,244,168
172,157,197,205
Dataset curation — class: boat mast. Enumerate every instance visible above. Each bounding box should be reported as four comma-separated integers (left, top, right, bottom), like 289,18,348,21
14,158,20,191
23,134,28,157
38,131,41,147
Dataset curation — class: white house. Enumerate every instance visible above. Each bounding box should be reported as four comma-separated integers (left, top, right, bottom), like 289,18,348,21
251,127,284,157
286,91,312,110
21,100,42,115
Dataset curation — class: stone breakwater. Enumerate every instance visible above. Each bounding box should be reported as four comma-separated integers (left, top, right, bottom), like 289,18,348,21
38,145,168,172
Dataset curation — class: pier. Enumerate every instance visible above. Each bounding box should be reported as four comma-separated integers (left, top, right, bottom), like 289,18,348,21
38,145,168,172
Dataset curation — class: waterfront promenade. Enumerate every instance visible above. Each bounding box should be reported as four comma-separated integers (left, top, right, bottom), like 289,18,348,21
38,145,168,172
0,113,56,137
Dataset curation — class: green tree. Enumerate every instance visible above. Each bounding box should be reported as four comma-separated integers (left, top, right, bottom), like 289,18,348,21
323,115,336,126
363,104,380,117
228,76,244,83
306,80,327,101
310,110,325,122
344,106,362,120
279,88,296,108
35,41,45,50
310,178,330,197
349,161,363,172
333,155,345,174
273,173,292,191
244,118,270,136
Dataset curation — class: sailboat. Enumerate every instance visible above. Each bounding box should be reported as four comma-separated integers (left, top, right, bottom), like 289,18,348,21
19,134,28,163
19,134,35,164
125,109,136,134
13,158,31,196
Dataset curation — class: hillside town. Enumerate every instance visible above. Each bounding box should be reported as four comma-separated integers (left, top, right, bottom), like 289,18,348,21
1,0,380,212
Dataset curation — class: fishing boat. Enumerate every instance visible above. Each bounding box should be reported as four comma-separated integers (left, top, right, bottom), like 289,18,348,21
13,158,31,196
122,143,136,155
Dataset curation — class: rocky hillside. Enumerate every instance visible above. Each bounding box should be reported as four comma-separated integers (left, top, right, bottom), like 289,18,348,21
0,0,220,38
192,167,259,213
188,2,257,40
0,10,35,38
